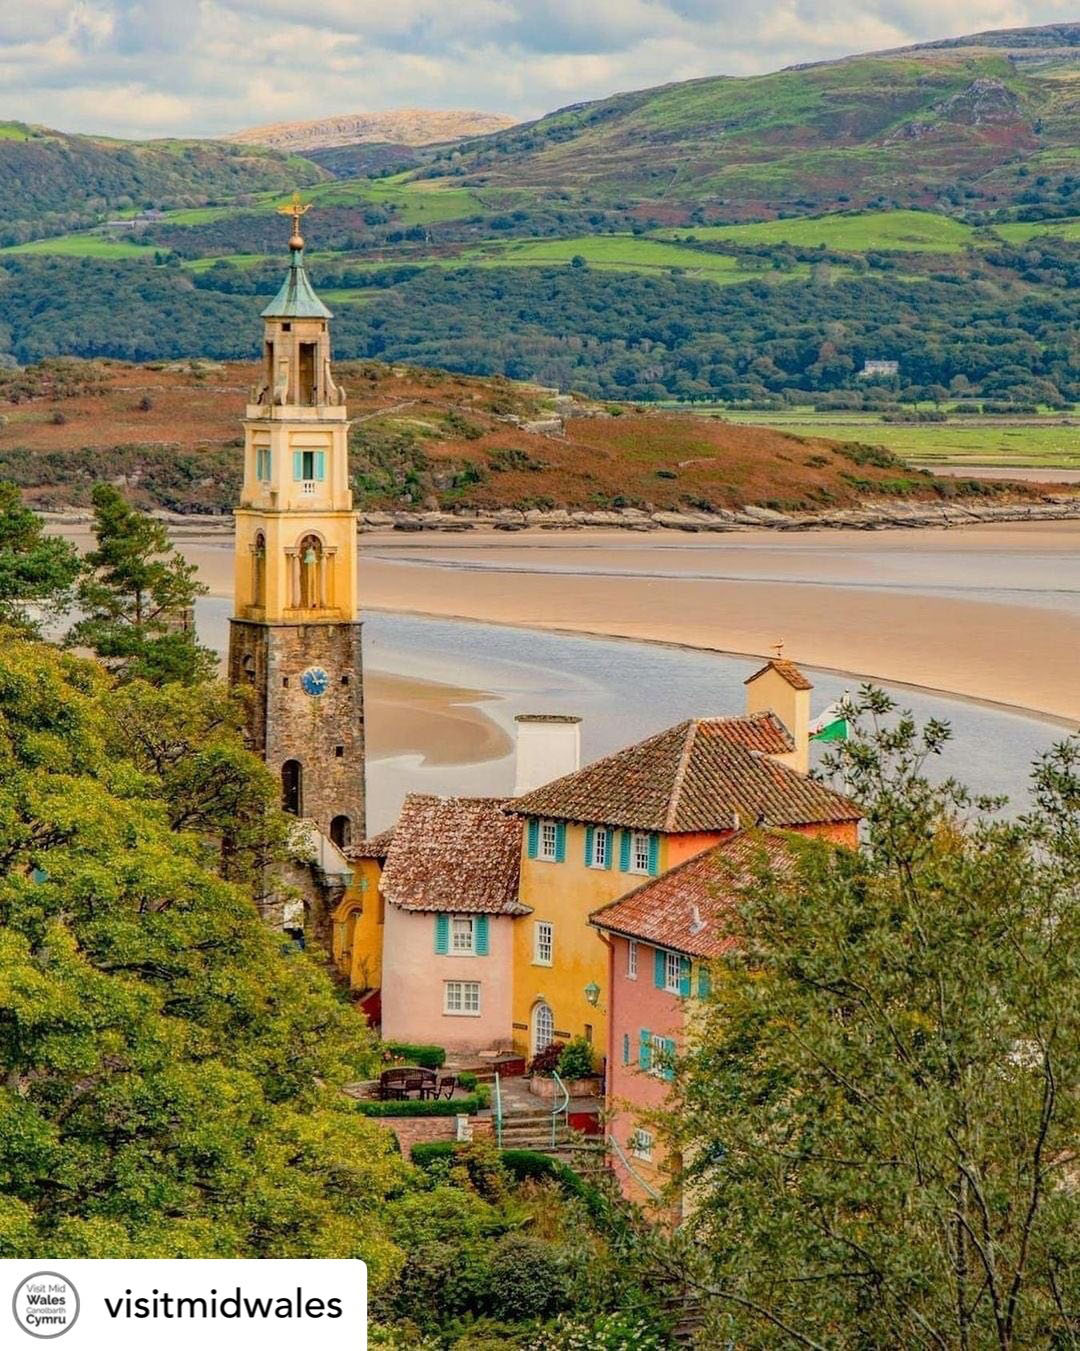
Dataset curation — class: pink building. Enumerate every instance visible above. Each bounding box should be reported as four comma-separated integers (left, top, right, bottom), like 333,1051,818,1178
591,831,806,1215
379,794,528,1054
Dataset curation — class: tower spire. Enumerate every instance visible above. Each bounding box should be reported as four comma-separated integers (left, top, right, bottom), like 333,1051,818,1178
277,190,312,251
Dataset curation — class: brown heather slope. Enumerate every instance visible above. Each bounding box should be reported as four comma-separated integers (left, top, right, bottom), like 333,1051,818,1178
0,357,1036,516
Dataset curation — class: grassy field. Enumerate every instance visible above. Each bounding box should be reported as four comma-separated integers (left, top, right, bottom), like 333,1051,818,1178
302,177,487,225
993,217,1080,244
656,209,979,253
716,410,1080,469
1,234,157,259
463,234,801,281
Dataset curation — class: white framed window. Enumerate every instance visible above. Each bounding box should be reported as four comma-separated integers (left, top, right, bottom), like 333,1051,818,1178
627,939,638,980
630,1128,653,1161
630,829,652,874
539,820,559,861
451,917,475,954
590,828,608,868
534,920,553,966
664,951,683,994
444,980,481,1016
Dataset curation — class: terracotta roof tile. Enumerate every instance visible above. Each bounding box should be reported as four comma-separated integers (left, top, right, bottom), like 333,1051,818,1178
381,794,528,915
345,828,395,861
509,714,859,832
745,658,814,691
590,830,804,958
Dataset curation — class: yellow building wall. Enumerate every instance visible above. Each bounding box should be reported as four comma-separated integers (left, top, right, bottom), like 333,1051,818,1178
332,858,384,991
512,824,689,1059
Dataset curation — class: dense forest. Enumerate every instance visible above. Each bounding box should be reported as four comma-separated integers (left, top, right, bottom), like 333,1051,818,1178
1,247,1075,405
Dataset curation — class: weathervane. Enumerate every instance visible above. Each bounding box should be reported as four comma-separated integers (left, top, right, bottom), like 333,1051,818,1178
277,191,313,250
772,640,785,659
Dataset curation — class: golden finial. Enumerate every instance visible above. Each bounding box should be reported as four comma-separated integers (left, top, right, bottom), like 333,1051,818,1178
277,191,312,250
772,640,785,659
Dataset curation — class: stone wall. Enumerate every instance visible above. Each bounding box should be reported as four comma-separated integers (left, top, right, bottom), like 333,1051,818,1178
375,1114,494,1156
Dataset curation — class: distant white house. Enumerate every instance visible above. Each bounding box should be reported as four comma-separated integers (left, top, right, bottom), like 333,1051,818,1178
859,359,899,378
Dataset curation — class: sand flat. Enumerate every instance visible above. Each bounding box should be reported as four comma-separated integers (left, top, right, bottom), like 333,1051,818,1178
51,522,1080,725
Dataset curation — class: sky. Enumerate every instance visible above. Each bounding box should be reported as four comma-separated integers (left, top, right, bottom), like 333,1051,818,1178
1,1,1074,139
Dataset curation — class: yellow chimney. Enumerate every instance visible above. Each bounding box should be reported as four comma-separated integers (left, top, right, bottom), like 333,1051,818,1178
744,652,813,774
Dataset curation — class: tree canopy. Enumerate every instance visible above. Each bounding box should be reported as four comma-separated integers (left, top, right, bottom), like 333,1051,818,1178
0,632,406,1269
0,480,81,634
665,692,1079,1349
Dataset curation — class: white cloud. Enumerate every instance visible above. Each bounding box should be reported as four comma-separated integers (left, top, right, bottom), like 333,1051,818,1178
2,0,1073,138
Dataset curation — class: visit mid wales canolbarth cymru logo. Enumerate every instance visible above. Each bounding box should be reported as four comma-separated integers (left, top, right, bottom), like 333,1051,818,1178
11,1272,80,1339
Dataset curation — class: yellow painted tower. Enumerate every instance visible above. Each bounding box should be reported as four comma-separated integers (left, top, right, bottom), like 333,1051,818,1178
228,195,365,847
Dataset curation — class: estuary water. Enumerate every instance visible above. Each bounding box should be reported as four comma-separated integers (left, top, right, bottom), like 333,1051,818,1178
196,598,1071,832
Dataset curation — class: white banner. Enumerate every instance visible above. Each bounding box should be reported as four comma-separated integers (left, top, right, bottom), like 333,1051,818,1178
2,1260,366,1349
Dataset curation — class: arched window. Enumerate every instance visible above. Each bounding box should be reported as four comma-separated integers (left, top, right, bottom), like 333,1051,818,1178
298,534,324,609
252,532,266,608
330,815,352,849
531,1001,555,1057
281,759,302,816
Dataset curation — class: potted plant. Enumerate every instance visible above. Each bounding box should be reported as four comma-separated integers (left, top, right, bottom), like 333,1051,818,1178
528,1037,602,1099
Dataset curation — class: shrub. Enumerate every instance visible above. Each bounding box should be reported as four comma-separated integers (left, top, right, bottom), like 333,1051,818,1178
457,1070,478,1092
390,1238,492,1327
528,1041,566,1076
410,1141,457,1168
485,1234,570,1322
383,1041,446,1069
354,1094,487,1117
557,1037,596,1081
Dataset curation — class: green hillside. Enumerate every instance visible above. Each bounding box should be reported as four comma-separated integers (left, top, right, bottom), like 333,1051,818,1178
425,31,1078,220
0,123,326,246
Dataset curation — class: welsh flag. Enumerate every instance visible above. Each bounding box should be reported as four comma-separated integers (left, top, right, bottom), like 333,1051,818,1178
810,700,849,743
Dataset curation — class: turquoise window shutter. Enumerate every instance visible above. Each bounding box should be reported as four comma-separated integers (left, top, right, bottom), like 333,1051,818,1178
314,450,326,482
585,825,595,864
622,1033,630,1065
698,964,712,999
604,828,614,869
654,948,666,990
619,830,631,872
434,913,449,954
292,450,303,480
639,1029,652,1071
475,915,490,956
648,833,660,875
663,1038,677,1082
679,956,691,998
527,819,539,859
555,822,567,863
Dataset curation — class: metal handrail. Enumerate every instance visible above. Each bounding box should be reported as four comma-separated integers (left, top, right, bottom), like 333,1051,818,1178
493,1071,503,1149
550,1068,570,1148
606,1129,663,1202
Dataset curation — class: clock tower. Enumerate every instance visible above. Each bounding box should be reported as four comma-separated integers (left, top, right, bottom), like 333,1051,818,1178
228,196,365,849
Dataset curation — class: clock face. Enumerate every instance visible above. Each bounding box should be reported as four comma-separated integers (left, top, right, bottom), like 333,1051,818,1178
300,666,329,697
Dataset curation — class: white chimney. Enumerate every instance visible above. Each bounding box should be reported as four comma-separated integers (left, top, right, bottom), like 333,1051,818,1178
513,714,582,795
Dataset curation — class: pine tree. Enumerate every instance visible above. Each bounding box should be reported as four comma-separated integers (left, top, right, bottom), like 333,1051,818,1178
69,483,214,684
0,480,81,635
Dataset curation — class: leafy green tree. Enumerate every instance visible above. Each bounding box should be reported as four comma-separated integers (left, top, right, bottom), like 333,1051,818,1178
665,691,1079,1349
0,480,81,634
0,633,404,1270
69,483,214,684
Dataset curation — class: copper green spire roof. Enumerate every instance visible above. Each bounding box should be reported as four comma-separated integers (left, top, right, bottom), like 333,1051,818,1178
261,243,333,320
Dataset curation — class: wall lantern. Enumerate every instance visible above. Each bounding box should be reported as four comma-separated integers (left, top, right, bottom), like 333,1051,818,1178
584,981,601,1007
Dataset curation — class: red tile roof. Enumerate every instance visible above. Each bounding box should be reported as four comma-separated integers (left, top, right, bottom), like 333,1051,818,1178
590,830,804,958
745,658,814,691
381,794,529,915
509,714,860,832
345,828,395,861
